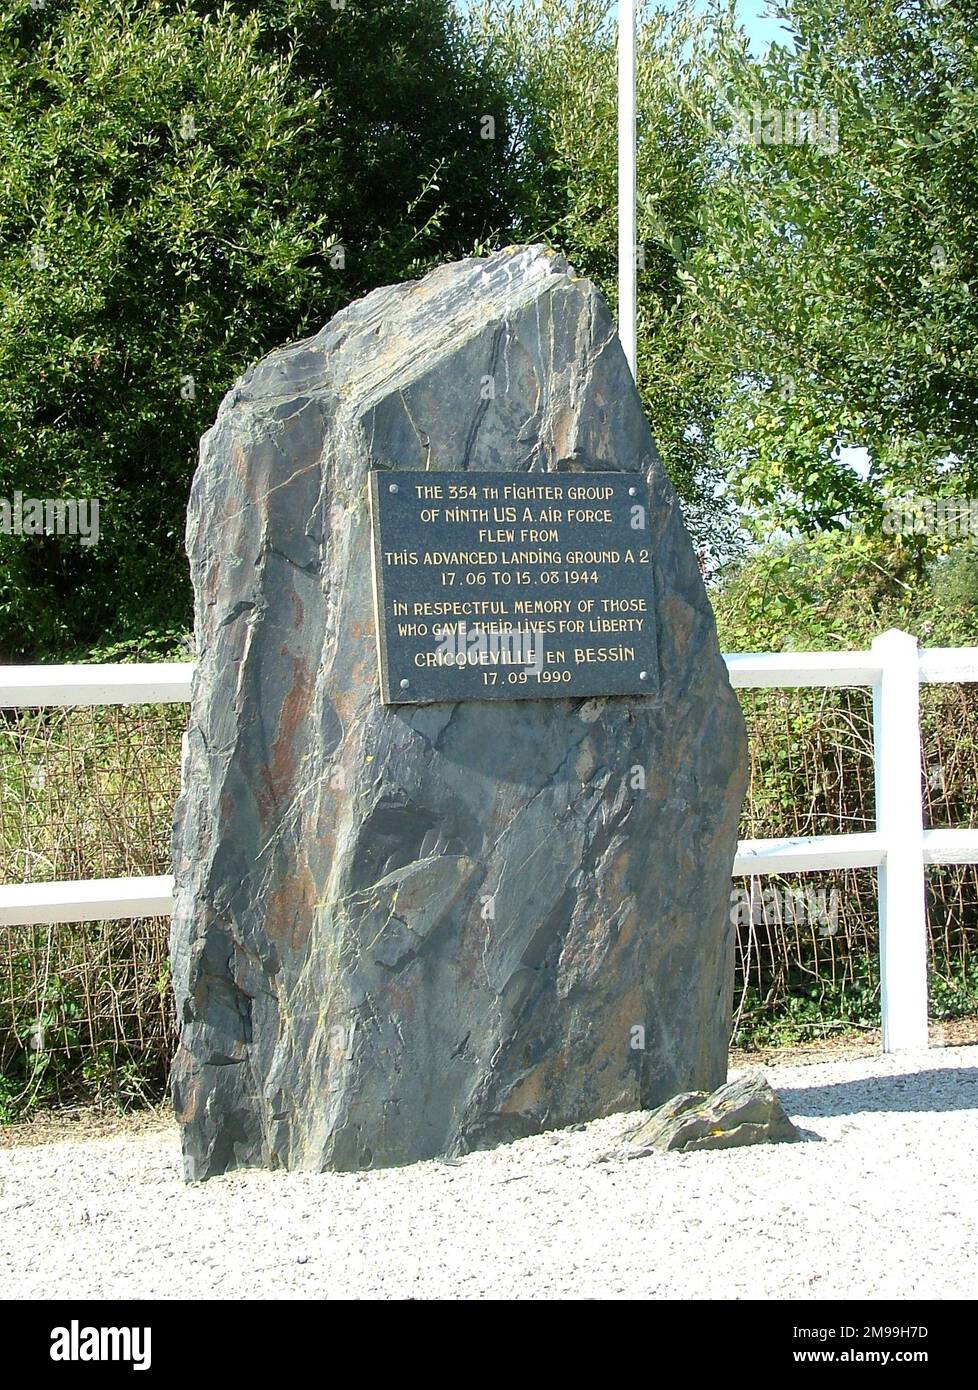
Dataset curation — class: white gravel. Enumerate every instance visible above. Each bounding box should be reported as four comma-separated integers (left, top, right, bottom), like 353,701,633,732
2,1045,977,1300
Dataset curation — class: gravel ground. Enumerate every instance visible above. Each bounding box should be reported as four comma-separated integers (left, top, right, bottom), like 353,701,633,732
2,1045,976,1300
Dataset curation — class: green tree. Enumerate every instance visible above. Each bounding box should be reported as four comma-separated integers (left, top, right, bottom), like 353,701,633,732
682,0,978,544
0,0,518,659
473,0,743,563
713,534,974,652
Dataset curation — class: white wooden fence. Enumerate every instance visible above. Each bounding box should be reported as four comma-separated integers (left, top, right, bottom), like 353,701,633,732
1,628,976,1052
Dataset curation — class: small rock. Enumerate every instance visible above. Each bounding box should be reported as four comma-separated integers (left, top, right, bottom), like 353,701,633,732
623,1073,802,1154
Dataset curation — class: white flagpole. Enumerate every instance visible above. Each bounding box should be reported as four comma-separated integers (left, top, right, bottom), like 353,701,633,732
618,0,637,379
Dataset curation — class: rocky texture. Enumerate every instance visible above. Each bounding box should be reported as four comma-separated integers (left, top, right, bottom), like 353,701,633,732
170,245,747,1178
622,1073,802,1154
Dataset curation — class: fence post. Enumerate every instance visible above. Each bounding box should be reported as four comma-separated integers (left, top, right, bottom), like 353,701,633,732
872,629,929,1051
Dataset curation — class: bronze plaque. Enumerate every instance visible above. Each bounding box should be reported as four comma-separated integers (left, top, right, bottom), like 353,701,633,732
368,470,658,704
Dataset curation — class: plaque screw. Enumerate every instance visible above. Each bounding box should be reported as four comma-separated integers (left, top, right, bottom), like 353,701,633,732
400,678,410,689
389,483,399,494
639,671,648,681
628,486,637,496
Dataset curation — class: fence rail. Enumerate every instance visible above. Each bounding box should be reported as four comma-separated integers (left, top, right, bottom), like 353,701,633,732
2,628,977,1053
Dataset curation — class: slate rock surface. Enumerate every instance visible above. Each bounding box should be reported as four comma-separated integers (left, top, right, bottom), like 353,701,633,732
623,1073,802,1153
170,245,747,1178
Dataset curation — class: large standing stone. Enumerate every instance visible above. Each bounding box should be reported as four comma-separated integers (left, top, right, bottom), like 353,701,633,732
171,245,747,1178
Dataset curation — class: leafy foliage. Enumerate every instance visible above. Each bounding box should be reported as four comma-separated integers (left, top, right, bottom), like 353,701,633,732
473,0,742,561
682,0,978,540
717,535,978,1048
0,0,519,658
713,534,978,653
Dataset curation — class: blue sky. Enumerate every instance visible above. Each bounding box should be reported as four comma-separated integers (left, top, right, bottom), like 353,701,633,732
734,1,794,54
455,1,795,54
